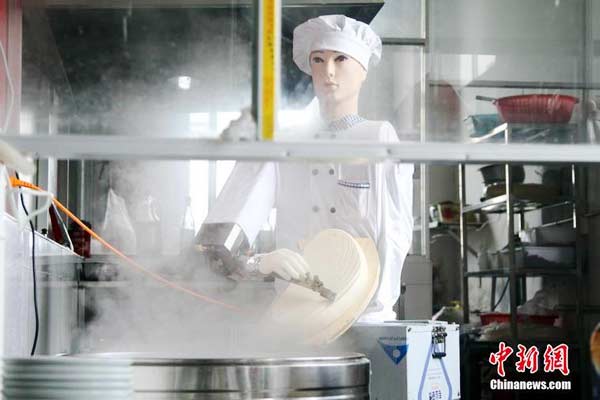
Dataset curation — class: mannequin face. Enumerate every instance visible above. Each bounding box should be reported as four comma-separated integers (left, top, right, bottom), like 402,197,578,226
309,50,367,110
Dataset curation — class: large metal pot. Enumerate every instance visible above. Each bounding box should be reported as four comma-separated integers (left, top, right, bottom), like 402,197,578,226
84,353,370,399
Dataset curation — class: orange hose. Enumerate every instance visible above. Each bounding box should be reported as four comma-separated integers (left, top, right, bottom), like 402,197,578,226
10,177,241,312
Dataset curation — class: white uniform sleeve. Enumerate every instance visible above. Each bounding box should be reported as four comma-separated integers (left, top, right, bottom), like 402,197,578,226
375,122,414,319
204,162,276,245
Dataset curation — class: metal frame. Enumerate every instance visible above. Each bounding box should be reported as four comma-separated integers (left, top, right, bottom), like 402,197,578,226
419,0,429,258
8,134,600,164
459,163,468,323
580,3,593,394
21,0,385,8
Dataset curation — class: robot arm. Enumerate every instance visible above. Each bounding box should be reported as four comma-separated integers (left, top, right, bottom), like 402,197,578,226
195,161,276,279
196,222,335,301
196,222,252,279
195,162,335,301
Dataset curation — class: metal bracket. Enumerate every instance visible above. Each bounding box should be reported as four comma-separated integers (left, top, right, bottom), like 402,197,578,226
288,273,336,302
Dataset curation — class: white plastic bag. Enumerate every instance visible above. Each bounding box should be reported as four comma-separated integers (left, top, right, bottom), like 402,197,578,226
517,288,558,316
100,189,137,255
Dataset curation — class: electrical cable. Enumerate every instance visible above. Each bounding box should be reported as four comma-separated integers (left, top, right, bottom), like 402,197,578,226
14,172,39,356
492,279,510,311
10,176,242,312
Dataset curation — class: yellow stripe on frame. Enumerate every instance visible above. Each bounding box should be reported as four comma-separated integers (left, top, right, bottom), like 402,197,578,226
260,0,276,141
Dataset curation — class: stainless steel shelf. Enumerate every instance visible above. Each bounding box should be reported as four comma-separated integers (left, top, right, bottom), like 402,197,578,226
82,253,189,267
429,79,600,90
83,254,144,265
36,254,83,266
465,268,577,278
79,281,131,288
470,123,577,145
429,221,484,230
554,305,600,314
462,194,572,214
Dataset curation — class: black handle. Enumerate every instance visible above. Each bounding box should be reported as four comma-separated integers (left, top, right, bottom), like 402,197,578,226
475,95,497,102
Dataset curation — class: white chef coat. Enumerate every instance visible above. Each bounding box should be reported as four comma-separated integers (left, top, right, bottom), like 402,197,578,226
205,119,414,321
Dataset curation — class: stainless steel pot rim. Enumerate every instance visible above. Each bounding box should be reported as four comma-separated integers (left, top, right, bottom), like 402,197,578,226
75,352,368,366
4,356,131,366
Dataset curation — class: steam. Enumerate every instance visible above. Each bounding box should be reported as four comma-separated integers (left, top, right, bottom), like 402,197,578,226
79,158,341,358
78,255,333,357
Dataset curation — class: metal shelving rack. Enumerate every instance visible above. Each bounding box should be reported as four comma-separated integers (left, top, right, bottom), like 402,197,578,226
459,122,587,399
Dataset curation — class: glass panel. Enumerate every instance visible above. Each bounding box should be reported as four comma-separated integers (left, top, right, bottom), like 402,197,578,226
370,0,422,39
20,3,254,138
14,159,587,344
360,46,422,141
278,28,422,142
51,158,416,256
428,0,587,144
430,0,584,84
592,0,600,85
277,3,423,138
27,158,418,352
13,0,600,150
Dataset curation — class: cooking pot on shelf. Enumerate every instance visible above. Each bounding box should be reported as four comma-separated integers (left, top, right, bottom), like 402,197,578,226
479,164,525,185
476,94,579,124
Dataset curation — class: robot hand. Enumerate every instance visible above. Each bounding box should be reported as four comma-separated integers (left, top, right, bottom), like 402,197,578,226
256,248,311,281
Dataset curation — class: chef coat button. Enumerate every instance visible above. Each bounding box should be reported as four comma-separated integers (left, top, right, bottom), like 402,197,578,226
329,168,335,175
312,206,319,212
314,134,320,139
330,207,336,214
312,169,319,176
331,134,337,139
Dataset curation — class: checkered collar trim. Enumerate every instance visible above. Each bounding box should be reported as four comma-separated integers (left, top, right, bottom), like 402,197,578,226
326,114,366,131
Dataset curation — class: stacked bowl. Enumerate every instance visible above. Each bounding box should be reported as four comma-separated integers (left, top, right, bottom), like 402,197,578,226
2,356,133,399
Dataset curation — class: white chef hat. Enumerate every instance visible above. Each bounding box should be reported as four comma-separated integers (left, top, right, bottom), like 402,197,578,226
293,15,382,75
